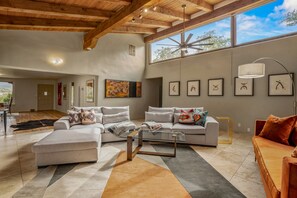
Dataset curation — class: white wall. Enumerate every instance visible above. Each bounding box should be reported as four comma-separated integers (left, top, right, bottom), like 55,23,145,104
0,30,159,118
146,35,297,132
0,78,56,112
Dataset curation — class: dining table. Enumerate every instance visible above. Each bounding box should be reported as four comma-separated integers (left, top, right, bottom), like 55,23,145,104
0,108,8,135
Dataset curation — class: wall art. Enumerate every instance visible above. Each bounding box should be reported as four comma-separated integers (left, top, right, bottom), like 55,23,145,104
86,79,94,102
187,80,200,96
234,77,254,96
208,78,224,96
169,81,180,96
105,79,142,98
268,73,294,96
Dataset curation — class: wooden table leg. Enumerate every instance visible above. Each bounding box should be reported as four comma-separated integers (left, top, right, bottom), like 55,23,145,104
127,135,133,161
173,135,177,157
4,110,7,135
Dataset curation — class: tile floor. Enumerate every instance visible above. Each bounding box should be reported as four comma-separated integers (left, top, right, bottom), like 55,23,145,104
0,118,265,198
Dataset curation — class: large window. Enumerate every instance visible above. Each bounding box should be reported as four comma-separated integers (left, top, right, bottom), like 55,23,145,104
149,0,297,63
184,17,231,56
236,0,297,44
0,82,13,103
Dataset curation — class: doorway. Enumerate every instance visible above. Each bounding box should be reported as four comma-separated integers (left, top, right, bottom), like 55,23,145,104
37,84,54,110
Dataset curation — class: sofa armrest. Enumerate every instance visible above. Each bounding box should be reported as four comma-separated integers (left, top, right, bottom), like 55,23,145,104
54,119,70,130
255,120,266,136
281,156,297,198
204,116,219,146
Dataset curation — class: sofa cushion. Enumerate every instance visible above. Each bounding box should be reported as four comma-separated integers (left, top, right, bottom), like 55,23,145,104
95,113,103,124
68,110,81,126
102,106,129,115
81,109,96,125
253,136,294,198
73,106,102,114
141,122,173,132
178,109,194,124
172,123,205,135
145,112,173,123
193,110,208,127
259,115,297,145
289,127,297,146
32,128,101,153
102,111,130,124
148,106,174,113
174,107,203,113
70,123,104,132
174,113,180,124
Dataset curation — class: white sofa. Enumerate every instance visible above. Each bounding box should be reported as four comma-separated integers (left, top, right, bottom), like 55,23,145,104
142,106,219,147
54,106,136,143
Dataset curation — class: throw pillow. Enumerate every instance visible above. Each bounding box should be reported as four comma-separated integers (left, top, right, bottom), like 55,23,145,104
259,115,297,145
289,126,297,146
178,109,194,124
81,109,96,125
193,110,208,126
145,112,173,123
102,111,130,124
68,110,81,126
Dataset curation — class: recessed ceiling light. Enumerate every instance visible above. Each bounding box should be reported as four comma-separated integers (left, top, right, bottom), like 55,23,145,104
86,47,92,51
50,58,64,65
144,8,148,12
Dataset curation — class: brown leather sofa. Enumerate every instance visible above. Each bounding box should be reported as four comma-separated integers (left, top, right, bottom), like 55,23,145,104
253,120,297,198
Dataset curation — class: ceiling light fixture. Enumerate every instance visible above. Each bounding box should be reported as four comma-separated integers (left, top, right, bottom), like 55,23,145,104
139,14,143,19
50,57,64,65
132,18,136,23
153,6,157,11
144,8,148,12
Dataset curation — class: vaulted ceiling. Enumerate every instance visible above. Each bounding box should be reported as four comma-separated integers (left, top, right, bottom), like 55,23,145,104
0,0,272,50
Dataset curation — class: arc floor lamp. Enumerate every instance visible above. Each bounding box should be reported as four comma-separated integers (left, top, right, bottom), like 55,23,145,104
238,57,296,115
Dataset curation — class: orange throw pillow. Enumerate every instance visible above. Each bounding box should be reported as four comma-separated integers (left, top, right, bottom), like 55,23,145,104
259,115,297,145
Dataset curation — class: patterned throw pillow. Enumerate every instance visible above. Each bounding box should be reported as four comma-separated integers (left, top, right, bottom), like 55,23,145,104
68,110,81,126
178,109,194,124
193,110,208,126
81,109,96,125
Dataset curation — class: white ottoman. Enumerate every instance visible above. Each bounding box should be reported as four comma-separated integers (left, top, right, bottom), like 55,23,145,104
32,128,101,167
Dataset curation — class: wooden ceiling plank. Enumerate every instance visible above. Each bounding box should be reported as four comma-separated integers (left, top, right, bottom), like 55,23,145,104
83,0,161,50
96,0,131,6
127,18,171,28
0,0,114,21
153,6,190,21
181,0,213,12
144,0,272,43
113,26,156,34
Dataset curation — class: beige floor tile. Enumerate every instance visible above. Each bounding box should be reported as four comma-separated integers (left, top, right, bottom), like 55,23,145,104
0,174,23,198
230,175,265,198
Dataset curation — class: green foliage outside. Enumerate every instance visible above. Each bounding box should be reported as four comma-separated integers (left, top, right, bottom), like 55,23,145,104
152,30,231,62
283,10,297,26
0,93,12,103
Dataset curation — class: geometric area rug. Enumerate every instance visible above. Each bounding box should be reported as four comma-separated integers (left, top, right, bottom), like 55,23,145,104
12,144,245,198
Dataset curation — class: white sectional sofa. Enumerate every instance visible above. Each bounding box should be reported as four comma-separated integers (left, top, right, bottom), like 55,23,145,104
54,106,136,143
142,106,219,147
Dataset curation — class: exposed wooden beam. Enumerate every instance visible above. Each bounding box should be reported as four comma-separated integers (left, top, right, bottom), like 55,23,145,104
126,18,171,28
0,0,114,21
153,6,190,21
83,0,160,50
113,26,156,34
144,0,272,43
181,0,213,12
96,0,131,6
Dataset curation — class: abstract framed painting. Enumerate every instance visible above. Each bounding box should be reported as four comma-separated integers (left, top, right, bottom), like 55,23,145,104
268,73,294,96
208,78,224,96
86,79,94,102
187,80,200,96
105,79,129,98
169,81,180,96
63,84,67,100
234,77,254,96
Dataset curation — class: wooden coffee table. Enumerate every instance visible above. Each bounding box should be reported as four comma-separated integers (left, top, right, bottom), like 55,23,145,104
126,129,184,161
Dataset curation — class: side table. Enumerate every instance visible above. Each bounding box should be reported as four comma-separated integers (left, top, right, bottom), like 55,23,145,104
216,116,233,144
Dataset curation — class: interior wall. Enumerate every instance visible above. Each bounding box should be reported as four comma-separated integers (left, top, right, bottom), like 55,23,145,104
145,35,297,132
0,30,159,119
0,78,56,112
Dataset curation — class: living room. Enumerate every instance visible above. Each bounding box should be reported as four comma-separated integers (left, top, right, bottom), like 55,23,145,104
0,0,297,197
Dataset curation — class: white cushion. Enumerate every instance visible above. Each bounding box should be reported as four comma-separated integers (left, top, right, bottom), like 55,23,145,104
148,106,174,113
102,106,129,115
172,123,205,135
32,128,101,153
145,112,173,123
174,107,204,113
95,113,103,124
70,123,104,131
73,106,102,113
102,111,130,124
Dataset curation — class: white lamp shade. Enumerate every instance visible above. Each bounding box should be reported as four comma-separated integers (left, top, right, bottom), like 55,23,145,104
238,63,265,78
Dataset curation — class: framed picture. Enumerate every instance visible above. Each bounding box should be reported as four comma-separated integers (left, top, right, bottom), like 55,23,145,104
234,77,254,96
268,73,294,96
169,81,180,96
208,78,224,96
105,79,142,98
58,82,62,105
63,84,67,100
187,80,200,96
86,79,94,102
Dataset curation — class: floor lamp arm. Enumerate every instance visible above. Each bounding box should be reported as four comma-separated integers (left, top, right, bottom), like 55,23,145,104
253,57,296,115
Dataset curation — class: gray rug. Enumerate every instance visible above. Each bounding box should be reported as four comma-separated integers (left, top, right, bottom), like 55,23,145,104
153,145,246,198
